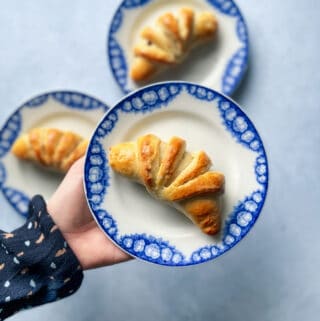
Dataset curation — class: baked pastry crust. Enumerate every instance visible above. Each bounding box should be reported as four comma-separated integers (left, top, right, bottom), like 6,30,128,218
11,127,88,172
130,7,218,82
109,134,224,235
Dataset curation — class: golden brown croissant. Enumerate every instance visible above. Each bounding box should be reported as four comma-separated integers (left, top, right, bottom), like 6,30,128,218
108,134,224,235
11,128,88,172
130,7,218,82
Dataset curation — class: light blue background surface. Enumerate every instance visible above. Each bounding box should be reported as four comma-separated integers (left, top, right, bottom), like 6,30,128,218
0,0,319,320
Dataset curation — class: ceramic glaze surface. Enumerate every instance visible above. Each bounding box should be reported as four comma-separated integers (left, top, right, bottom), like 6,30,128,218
0,91,108,216
84,82,268,266
108,0,248,94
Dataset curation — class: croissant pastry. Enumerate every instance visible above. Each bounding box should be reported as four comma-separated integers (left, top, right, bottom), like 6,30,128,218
130,7,218,82
109,134,224,235
11,127,88,172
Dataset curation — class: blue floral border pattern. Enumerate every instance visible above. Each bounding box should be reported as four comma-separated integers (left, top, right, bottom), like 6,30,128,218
0,91,109,217
108,0,249,95
85,83,268,266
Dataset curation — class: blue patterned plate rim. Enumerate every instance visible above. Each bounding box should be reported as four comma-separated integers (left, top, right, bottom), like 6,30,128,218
107,0,249,96
0,90,109,217
84,81,269,267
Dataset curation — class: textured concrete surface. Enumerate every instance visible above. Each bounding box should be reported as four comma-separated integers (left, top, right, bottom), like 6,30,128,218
0,0,319,320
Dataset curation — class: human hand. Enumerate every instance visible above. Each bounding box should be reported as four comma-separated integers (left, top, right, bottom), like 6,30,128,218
47,157,132,270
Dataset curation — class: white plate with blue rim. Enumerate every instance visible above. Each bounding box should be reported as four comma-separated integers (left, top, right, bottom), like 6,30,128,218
0,91,109,217
108,0,249,96
84,81,268,266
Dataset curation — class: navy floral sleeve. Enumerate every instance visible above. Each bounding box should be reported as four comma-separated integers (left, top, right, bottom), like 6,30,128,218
0,195,83,320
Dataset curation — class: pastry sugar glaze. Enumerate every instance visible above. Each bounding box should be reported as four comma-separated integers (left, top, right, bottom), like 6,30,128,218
109,134,225,235
11,128,88,173
130,7,218,81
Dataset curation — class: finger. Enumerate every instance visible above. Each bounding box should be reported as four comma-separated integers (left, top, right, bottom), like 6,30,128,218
112,246,133,264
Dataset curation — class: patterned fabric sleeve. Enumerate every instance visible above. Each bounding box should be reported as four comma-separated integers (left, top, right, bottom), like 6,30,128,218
0,195,84,320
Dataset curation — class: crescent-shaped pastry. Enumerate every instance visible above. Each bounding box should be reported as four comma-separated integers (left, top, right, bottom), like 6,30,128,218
11,127,88,172
130,7,218,81
109,134,224,235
